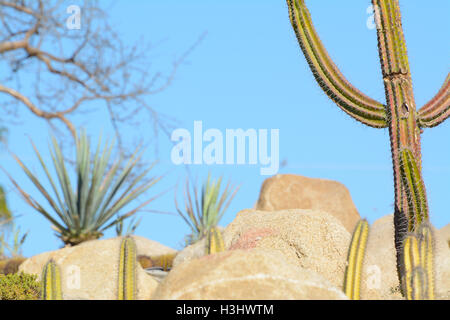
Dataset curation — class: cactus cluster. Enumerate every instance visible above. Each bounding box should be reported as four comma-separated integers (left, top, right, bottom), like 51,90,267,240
286,0,449,296
41,259,62,300
343,219,369,300
402,223,435,300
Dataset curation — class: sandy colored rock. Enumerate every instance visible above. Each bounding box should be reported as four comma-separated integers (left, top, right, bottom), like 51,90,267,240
256,174,360,232
173,237,207,268
223,209,351,288
153,248,348,300
439,224,450,249
19,236,175,300
435,225,450,299
173,227,225,268
360,214,402,300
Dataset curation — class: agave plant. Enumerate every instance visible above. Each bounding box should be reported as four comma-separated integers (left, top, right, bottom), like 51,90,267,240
5,131,160,246
175,174,239,246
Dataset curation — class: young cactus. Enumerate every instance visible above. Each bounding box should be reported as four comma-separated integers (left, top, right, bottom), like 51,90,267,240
117,236,137,300
206,227,225,255
41,259,62,300
402,223,435,300
343,219,369,300
286,0,449,292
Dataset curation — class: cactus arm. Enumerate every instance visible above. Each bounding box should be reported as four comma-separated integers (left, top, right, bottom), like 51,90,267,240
286,0,388,128
417,73,450,128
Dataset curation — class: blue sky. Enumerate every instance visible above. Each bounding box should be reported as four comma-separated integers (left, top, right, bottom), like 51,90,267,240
1,0,449,256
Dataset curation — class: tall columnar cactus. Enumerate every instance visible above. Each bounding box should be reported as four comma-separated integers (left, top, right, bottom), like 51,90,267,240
41,259,62,300
118,236,137,300
343,219,370,300
286,0,449,288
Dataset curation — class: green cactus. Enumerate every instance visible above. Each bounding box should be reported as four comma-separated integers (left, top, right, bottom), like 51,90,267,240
402,224,435,300
343,219,369,300
118,236,137,300
41,259,62,300
286,0,448,293
206,227,225,255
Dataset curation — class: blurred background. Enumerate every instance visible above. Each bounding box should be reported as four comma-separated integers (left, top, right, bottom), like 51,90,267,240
0,0,449,257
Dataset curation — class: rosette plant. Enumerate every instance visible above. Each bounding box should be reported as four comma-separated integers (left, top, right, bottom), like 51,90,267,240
175,174,239,246
6,131,160,246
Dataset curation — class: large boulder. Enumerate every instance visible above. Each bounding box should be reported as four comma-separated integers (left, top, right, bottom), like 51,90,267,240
19,236,176,300
439,224,450,249
153,248,348,300
359,214,402,300
435,224,450,299
255,174,360,232
222,209,351,289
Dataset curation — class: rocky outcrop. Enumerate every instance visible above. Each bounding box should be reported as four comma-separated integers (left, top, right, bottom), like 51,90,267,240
256,174,360,232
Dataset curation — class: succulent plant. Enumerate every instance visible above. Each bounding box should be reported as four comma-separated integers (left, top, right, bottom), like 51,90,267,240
41,259,62,300
402,223,435,300
5,130,161,246
286,0,448,293
117,236,137,300
175,173,239,246
343,219,369,300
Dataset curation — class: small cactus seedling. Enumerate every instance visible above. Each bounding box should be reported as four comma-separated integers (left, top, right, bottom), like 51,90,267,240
206,227,225,255
118,236,137,300
343,219,369,300
402,223,435,300
286,0,449,292
41,259,62,300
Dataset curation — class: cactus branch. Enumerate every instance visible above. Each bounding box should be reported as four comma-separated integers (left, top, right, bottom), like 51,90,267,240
417,73,450,128
286,0,388,128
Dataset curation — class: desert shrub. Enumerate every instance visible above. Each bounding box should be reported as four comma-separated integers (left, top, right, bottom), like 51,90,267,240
0,272,40,300
0,256,27,275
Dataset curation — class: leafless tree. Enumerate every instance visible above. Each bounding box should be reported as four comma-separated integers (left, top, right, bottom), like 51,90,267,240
0,0,203,153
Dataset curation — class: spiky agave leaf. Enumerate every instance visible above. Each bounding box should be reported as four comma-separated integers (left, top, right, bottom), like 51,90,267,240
176,173,239,246
7,130,161,246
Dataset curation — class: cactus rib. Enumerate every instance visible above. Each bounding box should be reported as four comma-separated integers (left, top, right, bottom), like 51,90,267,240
41,259,62,300
286,0,388,128
399,148,429,231
343,219,369,300
417,73,450,128
118,236,137,300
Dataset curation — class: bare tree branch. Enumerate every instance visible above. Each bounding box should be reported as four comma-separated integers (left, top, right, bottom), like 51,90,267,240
0,0,203,156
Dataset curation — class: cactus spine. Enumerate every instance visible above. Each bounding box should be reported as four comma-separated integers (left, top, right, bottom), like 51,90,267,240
286,0,449,293
118,236,137,300
343,219,369,300
41,259,62,300
206,227,225,255
402,223,435,300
